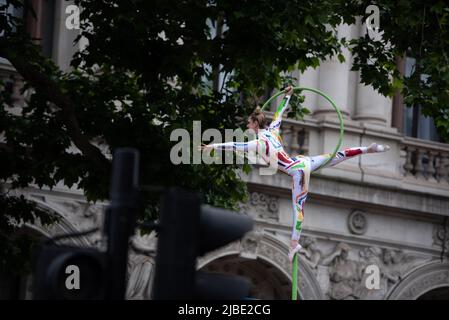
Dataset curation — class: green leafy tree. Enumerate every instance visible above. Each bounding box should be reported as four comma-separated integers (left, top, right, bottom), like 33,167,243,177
344,0,449,140
0,0,347,274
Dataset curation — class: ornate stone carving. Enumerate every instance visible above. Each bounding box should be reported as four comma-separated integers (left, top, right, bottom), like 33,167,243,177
58,200,104,225
256,241,324,300
300,242,434,300
433,223,449,251
126,256,154,300
29,194,106,237
244,192,279,221
348,210,367,235
238,201,249,215
126,251,154,300
19,193,99,247
400,270,449,299
240,230,263,259
357,246,432,299
131,232,157,255
200,236,319,299
321,242,363,300
53,199,106,246
299,236,322,269
387,262,449,299
125,232,158,300
358,246,396,299
197,240,241,267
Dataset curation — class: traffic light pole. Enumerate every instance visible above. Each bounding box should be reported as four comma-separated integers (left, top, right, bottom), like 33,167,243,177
104,148,140,299
152,188,199,299
153,187,254,300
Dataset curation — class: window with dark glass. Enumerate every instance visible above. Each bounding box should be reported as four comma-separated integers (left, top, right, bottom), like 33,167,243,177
403,56,443,142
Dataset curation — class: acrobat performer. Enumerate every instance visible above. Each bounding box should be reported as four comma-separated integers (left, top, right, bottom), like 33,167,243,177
201,86,390,261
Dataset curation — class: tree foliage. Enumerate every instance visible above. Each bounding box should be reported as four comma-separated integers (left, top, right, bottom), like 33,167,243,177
0,0,348,273
345,0,449,139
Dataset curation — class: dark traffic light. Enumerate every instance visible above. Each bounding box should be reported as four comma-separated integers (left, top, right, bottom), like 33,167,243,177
103,148,140,299
32,245,107,299
152,188,253,300
33,148,140,300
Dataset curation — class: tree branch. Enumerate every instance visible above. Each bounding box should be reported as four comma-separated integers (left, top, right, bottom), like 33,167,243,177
0,41,110,170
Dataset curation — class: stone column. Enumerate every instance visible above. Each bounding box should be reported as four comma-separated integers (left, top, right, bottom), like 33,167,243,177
354,81,392,126
353,23,392,126
299,67,319,115
391,56,405,131
52,0,81,71
314,24,353,120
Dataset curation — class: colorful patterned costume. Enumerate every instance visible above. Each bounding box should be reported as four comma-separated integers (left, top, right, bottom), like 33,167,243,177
209,95,380,248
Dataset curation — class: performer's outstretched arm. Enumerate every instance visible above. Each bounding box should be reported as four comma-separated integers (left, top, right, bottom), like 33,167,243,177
268,86,294,130
204,139,259,153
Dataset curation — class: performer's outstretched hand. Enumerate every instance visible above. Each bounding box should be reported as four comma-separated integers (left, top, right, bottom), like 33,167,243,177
199,143,212,151
284,85,294,96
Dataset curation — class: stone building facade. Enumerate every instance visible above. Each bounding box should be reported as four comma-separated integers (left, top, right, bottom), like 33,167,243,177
1,1,449,299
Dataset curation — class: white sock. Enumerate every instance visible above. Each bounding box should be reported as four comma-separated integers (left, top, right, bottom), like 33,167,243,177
370,143,390,153
288,243,303,262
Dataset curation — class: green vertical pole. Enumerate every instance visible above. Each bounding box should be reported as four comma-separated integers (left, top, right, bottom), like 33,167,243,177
292,253,298,300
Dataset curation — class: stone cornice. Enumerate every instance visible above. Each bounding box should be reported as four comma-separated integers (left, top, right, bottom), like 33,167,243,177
253,219,444,257
244,171,449,219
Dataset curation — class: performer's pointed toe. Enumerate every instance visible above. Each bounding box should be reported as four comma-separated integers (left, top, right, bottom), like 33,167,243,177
369,142,391,153
288,243,302,262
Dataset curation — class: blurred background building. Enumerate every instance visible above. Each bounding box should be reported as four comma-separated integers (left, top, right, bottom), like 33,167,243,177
1,0,448,299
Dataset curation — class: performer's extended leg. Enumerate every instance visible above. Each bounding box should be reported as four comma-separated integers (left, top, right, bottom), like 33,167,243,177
309,143,390,172
289,170,306,261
